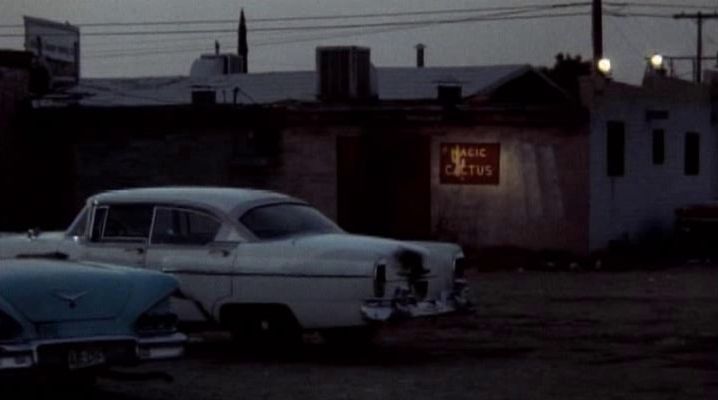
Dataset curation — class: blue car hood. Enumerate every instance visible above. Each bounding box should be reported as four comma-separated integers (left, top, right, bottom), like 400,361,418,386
0,259,132,322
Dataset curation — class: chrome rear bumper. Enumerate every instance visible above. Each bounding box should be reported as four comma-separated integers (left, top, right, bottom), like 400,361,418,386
361,281,473,322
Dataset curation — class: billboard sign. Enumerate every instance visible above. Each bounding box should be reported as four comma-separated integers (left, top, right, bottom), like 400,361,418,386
440,143,500,185
24,16,80,86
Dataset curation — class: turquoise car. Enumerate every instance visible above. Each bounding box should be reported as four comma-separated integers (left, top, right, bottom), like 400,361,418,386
0,258,185,371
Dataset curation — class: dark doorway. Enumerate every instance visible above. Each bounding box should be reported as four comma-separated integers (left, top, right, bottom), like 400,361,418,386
337,131,431,240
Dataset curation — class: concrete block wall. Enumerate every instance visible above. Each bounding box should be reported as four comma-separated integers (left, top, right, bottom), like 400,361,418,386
71,125,341,221
64,111,590,255
429,126,590,254
262,127,341,220
73,130,236,207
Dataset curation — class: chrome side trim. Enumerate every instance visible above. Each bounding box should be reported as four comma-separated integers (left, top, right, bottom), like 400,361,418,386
162,269,371,279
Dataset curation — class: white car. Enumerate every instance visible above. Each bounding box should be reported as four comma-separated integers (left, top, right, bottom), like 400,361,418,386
0,187,471,342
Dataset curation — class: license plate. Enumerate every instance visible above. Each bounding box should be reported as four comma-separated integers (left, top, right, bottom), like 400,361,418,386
67,348,105,370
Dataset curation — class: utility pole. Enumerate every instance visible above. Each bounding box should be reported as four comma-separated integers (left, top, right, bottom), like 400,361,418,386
592,0,603,63
674,12,718,83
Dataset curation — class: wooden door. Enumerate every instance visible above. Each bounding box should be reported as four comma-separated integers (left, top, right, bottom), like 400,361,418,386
337,132,430,240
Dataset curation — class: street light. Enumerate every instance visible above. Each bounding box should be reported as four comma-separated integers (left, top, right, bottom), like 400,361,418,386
597,58,612,75
649,54,664,69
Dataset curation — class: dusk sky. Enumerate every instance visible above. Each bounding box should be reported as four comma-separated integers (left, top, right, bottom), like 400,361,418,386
1,0,716,83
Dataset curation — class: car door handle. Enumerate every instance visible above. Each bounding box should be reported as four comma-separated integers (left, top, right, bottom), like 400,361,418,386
208,248,230,257
125,247,145,255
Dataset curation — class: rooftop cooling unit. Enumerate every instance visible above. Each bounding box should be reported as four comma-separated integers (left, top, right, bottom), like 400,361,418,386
316,46,375,102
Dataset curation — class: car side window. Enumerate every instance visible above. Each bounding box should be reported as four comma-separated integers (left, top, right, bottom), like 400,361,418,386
151,207,221,246
90,204,153,243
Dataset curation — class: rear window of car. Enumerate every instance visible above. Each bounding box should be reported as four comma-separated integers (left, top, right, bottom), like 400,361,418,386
240,204,341,240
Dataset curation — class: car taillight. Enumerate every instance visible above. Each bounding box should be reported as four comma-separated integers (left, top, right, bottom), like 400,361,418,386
135,298,178,336
0,311,22,341
373,264,386,298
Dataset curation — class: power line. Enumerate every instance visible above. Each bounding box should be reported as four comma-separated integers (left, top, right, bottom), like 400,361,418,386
83,10,595,60
86,23,409,58
74,7,551,53
84,34,236,52
607,17,643,57
74,7,552,53
605,11,675,18
4,0,715,31
606,2,718,10
86,44,214,58
86,23,440,59
0,2,592,29
0,11,594,38
673,12,718,83
76,7,567,56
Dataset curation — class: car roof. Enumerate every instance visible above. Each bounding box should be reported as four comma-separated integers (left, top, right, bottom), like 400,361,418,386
90,186,303,216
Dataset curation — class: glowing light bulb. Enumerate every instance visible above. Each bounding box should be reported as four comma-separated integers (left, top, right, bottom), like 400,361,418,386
597,58,612,75
650,54,664,69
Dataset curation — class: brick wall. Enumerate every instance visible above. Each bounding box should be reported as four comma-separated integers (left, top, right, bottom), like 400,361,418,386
0,65,31,230
70,121,341,221
34,106,589,254
0,66,30,138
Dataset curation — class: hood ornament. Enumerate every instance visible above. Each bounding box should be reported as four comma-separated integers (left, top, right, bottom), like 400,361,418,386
53,291,89,309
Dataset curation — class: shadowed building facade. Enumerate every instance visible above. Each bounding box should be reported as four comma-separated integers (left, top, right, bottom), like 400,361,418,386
6,46,718,257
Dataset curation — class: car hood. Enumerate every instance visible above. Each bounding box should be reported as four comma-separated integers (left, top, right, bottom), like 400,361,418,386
0,259,134,323
0,231,67,259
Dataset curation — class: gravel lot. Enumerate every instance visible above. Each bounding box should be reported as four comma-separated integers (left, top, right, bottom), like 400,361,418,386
7,265,718,400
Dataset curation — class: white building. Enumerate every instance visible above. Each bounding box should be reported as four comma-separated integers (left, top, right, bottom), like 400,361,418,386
584,72,716,252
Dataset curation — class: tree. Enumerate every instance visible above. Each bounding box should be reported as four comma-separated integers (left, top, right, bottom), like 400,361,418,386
542,53,591,99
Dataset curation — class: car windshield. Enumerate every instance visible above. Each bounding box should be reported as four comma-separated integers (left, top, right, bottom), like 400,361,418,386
240,203,342,239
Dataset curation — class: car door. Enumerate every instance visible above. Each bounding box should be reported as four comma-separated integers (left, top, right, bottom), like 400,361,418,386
144,206,235,322
81,203,152,267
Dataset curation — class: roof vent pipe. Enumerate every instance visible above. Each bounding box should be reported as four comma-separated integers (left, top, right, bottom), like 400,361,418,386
415,43,426,68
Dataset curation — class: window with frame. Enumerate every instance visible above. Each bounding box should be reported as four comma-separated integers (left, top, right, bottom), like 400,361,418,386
240,203,342,240
606,121,625,177
652,129,665,165
684,132,700,176
90,206,107,242
90,204,153,242
66,207,89,238
151,207,221,246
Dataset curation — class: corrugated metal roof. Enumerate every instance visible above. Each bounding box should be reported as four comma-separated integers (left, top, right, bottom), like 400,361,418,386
55,64,532,107
376,65,530,100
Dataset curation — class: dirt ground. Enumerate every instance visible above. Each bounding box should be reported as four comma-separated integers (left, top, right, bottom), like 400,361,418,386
6,265,718,400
